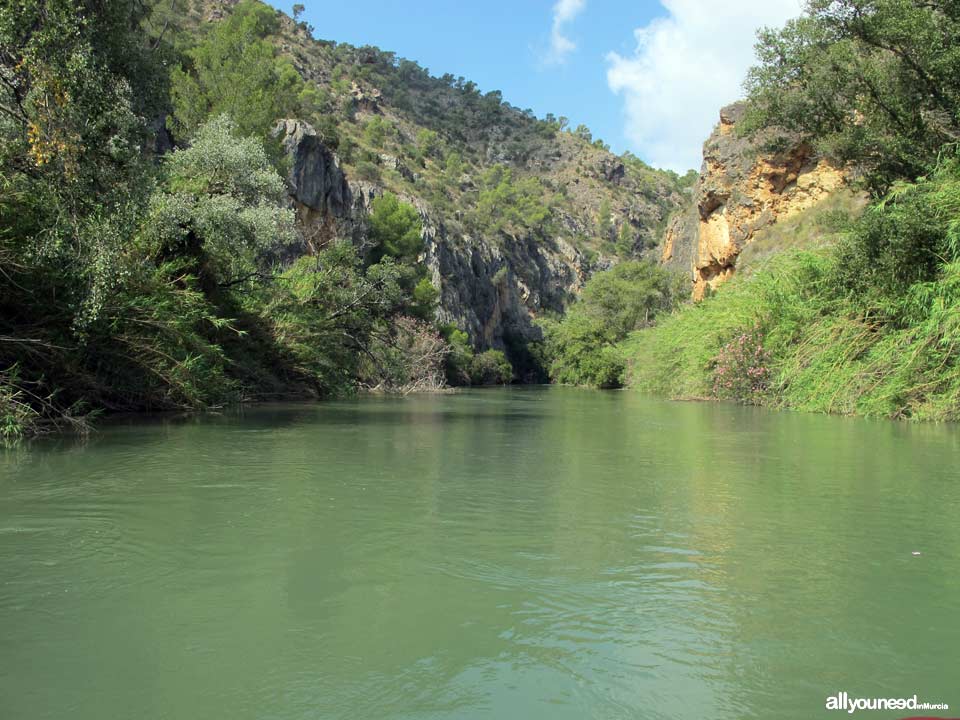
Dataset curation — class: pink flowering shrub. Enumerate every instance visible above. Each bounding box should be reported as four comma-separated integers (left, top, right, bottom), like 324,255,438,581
711,326,771,404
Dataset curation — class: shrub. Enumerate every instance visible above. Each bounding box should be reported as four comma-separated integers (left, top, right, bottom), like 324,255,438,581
0,371,40,439
355,160,380,182
711,327,771,404
541,261,685,387
362,116,390,147
472,165,552,235
439,325,474,386
409,278,439,321
470,350,512,385
368,193,422,260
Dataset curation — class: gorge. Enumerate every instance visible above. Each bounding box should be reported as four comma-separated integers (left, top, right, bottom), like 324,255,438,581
3,1,960,718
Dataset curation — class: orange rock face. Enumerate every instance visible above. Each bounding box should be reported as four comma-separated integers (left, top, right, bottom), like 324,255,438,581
664,104,849,300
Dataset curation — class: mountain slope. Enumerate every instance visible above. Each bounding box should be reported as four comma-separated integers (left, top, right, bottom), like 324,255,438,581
180,0,691,366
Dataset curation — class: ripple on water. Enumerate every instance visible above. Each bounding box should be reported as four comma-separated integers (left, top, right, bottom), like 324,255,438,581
1,391,960,720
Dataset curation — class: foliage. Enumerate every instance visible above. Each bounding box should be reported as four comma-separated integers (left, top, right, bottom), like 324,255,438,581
0,0,172,436
0,367,40,439
170,0,302,139
415,129,440,158
744,0,960,190
439,324,474,386
444,151,464,179
434,325,513,387
541,261,685,387
362,116,390,148
615,222,635,256
0,0,161,221
597,199,613,241
539,314,627,389
248,246,406,393
830,166,960,298
149,115,295,288
409,278,439,321
0,0,725,435
470,349,513,386
472,165,552,235
711,327,771,403
368,193,423,261
626,156,960,420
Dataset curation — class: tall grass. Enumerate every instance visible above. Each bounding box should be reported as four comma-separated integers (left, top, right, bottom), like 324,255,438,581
624,158,960,421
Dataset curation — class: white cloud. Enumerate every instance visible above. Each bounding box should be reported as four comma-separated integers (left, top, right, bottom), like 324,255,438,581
606,0,803,172
545,0,587,65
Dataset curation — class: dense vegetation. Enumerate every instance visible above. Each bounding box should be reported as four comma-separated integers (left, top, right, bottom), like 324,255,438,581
624,0,960,421
538,262,685,388
743,0,960,192
0,0,537,438
7,0,956,434
2,0,687,438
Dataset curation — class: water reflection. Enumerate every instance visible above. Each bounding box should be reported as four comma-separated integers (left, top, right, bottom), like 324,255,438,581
1,388,958,719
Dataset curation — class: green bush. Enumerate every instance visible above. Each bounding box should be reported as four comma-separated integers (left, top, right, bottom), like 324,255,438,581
471,165,552,235
541,261,685,387
830,170,960,299
470,350,512,385
362,117,393,148
439,325,474,386
368,193,422,261
0,369,40,439
355,160,380,182
409,278,439,321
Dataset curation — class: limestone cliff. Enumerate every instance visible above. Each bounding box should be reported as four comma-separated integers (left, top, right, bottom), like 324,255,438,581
276,119,587,371
192,1,688,366
663,103,848,299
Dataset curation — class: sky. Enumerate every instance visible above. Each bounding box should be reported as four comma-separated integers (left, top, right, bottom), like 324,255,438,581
269,0,804,172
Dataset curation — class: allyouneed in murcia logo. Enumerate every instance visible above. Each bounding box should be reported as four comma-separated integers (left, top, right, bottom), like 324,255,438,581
825,691,952,715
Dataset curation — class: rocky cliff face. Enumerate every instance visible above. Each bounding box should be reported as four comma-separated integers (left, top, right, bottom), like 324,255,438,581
196,1,687,369
275,119,352,251
276,119,588,368
662,103,848,299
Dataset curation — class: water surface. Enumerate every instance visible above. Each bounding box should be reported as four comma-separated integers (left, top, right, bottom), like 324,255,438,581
1,388,958,719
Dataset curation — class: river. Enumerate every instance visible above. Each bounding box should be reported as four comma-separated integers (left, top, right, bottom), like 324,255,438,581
1,387,958,719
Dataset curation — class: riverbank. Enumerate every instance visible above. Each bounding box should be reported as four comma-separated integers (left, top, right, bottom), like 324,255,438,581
622,247,960,422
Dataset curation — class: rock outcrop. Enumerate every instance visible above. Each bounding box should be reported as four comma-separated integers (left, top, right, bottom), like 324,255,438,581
274,119,351,251
277,119,589,368
422,225,585,361
664,103,848,299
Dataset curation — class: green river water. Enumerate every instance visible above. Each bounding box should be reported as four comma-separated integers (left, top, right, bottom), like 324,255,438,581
1,387,958,719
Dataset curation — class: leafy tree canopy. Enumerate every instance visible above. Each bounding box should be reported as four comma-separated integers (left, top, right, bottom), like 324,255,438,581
170,0,302,139
744,0,960,190
368,193,423,261
149,115,294,287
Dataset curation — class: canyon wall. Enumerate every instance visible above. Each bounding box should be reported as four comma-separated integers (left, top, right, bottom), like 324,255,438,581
662,103,848,299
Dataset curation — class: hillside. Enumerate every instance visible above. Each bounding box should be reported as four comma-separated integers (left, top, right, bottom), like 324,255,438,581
169,0,691,360
0,0,693,435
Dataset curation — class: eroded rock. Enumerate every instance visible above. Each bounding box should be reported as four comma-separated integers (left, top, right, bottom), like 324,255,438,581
665,102,849,299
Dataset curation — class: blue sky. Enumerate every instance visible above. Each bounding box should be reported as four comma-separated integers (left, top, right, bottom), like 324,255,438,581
268,1,804,172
